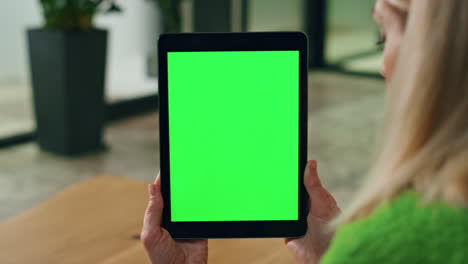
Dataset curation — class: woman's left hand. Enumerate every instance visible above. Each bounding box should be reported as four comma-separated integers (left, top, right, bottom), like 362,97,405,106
285,160,341,264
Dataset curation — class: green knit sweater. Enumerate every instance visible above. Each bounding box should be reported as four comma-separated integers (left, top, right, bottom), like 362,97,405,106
321,191,468,264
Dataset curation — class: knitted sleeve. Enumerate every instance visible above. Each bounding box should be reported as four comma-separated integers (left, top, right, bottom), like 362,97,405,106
320,192,468,264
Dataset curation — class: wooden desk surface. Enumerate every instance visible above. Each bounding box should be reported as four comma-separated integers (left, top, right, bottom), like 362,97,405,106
0,175,295,264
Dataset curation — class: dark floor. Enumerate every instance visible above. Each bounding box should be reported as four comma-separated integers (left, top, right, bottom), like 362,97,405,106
0,71,385,220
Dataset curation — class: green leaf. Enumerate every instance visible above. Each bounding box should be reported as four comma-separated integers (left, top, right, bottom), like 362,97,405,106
37,0,123,31
106,2,122,13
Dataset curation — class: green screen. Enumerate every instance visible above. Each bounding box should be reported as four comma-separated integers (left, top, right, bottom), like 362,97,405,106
168,50,299,222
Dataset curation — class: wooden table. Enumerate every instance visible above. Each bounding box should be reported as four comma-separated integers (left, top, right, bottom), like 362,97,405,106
0,175,296,263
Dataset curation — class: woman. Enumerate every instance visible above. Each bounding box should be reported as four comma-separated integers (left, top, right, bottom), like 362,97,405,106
141,0,468,263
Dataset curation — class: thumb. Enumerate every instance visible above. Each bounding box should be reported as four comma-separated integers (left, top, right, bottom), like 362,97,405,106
304,161,340,220
304,160,322,195
141,171,163,247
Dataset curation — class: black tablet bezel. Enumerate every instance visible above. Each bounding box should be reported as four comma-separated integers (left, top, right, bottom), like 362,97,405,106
158,32,308,239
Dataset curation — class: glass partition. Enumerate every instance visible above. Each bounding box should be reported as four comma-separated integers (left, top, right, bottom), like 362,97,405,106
326,0,382,73
247,0,304,32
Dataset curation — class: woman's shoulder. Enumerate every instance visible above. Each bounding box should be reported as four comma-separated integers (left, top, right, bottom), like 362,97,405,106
321,191,468,264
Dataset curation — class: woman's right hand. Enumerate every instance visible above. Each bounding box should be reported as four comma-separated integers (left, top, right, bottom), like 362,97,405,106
141,171,208,264
285,160,341,264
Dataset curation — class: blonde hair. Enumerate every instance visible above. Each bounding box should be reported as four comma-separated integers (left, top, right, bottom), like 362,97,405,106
334,0,468,226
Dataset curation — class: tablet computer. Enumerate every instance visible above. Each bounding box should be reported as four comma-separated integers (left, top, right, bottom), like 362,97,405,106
158,32,308,239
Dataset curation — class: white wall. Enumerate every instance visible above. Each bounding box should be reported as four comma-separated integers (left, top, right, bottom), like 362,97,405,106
0,0,161,100
0,1,41,84
97,0,161,100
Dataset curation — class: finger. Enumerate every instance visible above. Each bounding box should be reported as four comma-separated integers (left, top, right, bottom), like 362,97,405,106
142,177,164,240
304,161,340,220
304,160,322,195
309,186,340,220
284,237,295,244
154,170,161,184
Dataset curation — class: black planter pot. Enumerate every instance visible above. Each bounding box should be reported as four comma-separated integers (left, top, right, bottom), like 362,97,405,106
27,28,107,156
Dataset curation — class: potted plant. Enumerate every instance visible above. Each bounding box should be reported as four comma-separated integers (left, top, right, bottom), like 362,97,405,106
27,0,121,155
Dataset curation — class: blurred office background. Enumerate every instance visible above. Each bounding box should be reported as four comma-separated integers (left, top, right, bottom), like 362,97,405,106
0,0,380,143
0,0,385,262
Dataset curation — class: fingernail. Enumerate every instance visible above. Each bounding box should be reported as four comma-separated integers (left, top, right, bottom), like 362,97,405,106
154,170,161,183
148,184,155,196
310,160,317,170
